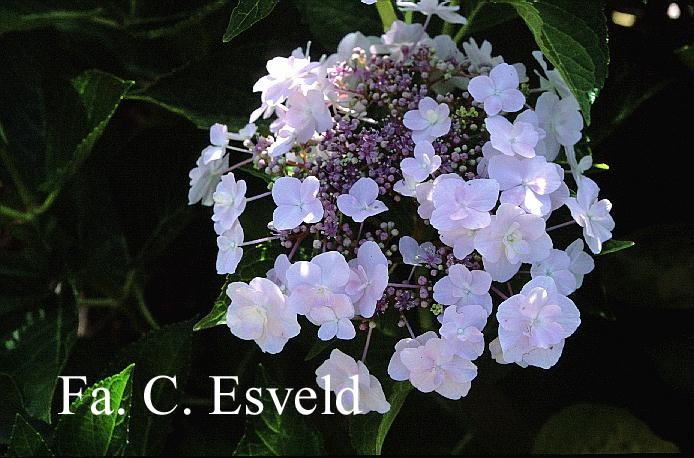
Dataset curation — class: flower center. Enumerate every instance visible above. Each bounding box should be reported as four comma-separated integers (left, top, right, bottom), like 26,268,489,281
425,109,439,124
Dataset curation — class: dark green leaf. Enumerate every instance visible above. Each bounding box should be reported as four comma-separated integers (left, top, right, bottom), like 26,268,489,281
223,0,279,43
294,0,382,50
234,364,324,455
458,1,517,38
599,239,634,255
0,1,117,35
43,70,134,193
533,403,679,453
107,320,194,455
1,307,77,423
54,364,135,456
675,43,694,69
493,0,609,124
0,374,24,444
7,414,53,457
349,381,412,455
194,274,233,331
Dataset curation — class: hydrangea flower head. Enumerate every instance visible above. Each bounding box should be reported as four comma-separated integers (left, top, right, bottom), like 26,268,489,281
403,97,452,144
336,177,388,222
496,276,580,368
226,277,300,354
316,349,390,414
468,63,525,116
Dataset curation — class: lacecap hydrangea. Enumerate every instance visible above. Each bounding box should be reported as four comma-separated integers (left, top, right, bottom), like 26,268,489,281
188,0,615,414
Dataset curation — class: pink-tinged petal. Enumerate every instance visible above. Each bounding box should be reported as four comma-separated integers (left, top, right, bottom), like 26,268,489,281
462,178,500,211
467,75,495,102
522,340,565,369
350,177,379,203
511,141,536,158
272,177,301,206
483,95,503,116
488,155,522,189
436,379,472,400
490,63,519,90
483,257,521,282
312,251,351,290
461,209,491,230
499,88,525,113
554,294,581,336
272,205,305,230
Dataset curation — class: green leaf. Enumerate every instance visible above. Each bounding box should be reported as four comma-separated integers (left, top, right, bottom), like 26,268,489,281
223,0,279,43
194,274,233,331
599,239,634,255
349,381,412,455
0,1,117,35
294,0,383,50
7,414,53,457
234,364,324,456
533,403,679,453
0,374,24,444
1,307,77,423
42,70,134,194
493,0,609,124
456,1,517,38
54,364,135,456
107,321,194,455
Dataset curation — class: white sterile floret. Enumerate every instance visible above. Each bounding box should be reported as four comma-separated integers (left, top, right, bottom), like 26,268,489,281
433,264,493,314
211,173,247,234
216,222,244,275
393,173,419,197
225,277,300,354
495,276,580,369
272,176,324,230
485,115,542,158
188,154,229,206
266,254,292,293
430,175,499,231
228,122,257,142
201,123,230,164
403,97,452,144
535,91,583,161
530,249,577,295
488,154,563,217
532,51,572,99
375,21,433,59
396,0,467,24
474,203,553,282
285,251,356,340
439,304,488,359
432,34,465,62
252,53,320,110
388,331,438,380
565,239,595,289
439,226,478,260
316,349,390,414
400,141,442,182
337,177,388,223
462,38,503,75
284,88,333,144
565,177,615,254
414,172,458,219
398,236,441,266
345,241,389,318
398,336,478,400
467,63,525,116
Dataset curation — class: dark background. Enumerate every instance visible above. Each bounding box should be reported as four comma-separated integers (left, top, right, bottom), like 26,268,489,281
1,0,693,454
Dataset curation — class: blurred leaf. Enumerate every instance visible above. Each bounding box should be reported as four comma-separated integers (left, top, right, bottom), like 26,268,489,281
601,225,694,310
0,374,24,444
458,1,517,38
675,43,694,69
7,414,53,457
533,403,679,453
599,239,634,255
223,0,279,43
194,274,233,331
349,381,412,455
304,339,334,361
294,0,382,50
54,364,134,456
0,1,117,35
0,307,77,423
494,0,609,124
107,320,194,455
233,364,324,455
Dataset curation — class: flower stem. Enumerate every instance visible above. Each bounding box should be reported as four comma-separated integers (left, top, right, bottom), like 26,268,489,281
546,220,577,232
225,157,254,173
389,282,421,289
246,191,271,202
226,145,254,154
361,323,374,362
240,235,281,247
506,282,514,296
357,221,364,241
491,285,509,300
401,314,416,339
407,265,417,283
